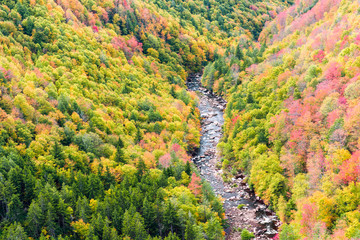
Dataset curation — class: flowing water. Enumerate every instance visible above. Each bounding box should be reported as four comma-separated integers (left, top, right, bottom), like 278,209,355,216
187,73,280,240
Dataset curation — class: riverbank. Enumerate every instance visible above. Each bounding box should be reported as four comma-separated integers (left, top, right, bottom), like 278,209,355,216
187,73,280,240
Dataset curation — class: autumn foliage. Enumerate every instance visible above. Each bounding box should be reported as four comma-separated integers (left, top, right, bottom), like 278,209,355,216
205,0,360,238
0,0,231,239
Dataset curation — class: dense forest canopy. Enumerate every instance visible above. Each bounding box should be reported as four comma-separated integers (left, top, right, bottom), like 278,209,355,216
2,0,359,239
202,0,360,238
0,0,288,239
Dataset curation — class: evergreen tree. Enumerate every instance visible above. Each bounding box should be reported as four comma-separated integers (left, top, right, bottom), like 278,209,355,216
184,212,196,240
90,213,105,238
115,137,126,164
75,197,91,223
170,85,176,98
164,201,179,234
26,201,43,238
206,217,223,240
3,222,28,240
109,227,120,240
52,141,65,167
135,126,143,143
235,44,243,60
136,159,147,181
45,203,57,237
7,194,24,222
102,222,112,240
143,197,157,236
164,232,181,240
185,161,191,176
122,208,148,240
88,174,104,199
86,225,99,240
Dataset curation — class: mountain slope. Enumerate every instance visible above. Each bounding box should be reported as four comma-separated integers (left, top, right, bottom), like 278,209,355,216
203,0,360,238
0,0,292,239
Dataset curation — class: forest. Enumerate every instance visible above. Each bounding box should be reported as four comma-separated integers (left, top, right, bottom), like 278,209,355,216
1,0,359,239
0,0,286,239
202,0,360,238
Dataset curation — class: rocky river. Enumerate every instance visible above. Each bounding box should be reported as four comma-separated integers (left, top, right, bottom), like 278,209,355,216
187,73,280,240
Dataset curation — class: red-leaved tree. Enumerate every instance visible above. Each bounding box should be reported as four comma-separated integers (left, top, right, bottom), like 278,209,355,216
188,173,202,196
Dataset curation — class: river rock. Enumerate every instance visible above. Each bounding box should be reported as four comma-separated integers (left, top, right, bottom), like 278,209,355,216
187,74,279,240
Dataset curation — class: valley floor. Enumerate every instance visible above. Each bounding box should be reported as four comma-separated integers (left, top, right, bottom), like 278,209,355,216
187,74,280,239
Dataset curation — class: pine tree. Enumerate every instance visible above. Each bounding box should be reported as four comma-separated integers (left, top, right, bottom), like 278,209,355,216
185,161,191,176
164,232,181,240
45,203,57,237
122,208,148,240
7,194,24,222
246,92,254,103
102,167,115,189
110,227,119,240
170,85,176,98
143,197,157,236
132,212,148,240
75,197,91,223
52,141,62,159
115,137,126,164
164,201,179,234
184,212,196,240
87,174,104,199
86,225,99,240
90,213,105,237
122,209,132,237
112,207,123,231
57,198,71,233
3,222,28,240
206,217,224,240
135,126,142,143
136,159,147,181
52,141,65,167
102,221,112,240
26,200,43,238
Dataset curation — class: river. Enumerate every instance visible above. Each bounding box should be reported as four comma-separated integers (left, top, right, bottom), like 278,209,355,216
187,73,280,240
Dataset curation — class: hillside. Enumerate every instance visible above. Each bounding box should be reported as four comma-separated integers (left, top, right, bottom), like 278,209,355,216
0,0,290,239
203,0,360,238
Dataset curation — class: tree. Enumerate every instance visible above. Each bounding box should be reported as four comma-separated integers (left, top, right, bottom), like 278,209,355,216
184,212,197,240
143,197,157,236
235,44,243,60
135,126,142,143
279,224,299,240
75,197,91,223
206,217,224,240
115,137,126,164
188,173,202,197
71,219,90,239
136,159,147,181
2,222,28,240
336,151,360,185
26,200,43,238
7,194,24,222
164,201,179,234
45,203,57,237
122,208,148,240
325,62,342,81
164,232,181,240
185,161,191,176
52,141,65,167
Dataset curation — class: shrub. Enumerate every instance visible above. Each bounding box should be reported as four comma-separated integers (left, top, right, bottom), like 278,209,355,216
237,204,245,209
241,228,255,240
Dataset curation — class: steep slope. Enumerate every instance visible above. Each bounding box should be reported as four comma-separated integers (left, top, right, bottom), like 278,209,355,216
203,0,360,238
0,1,217,239
0,0,292,239
147,0,292,39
